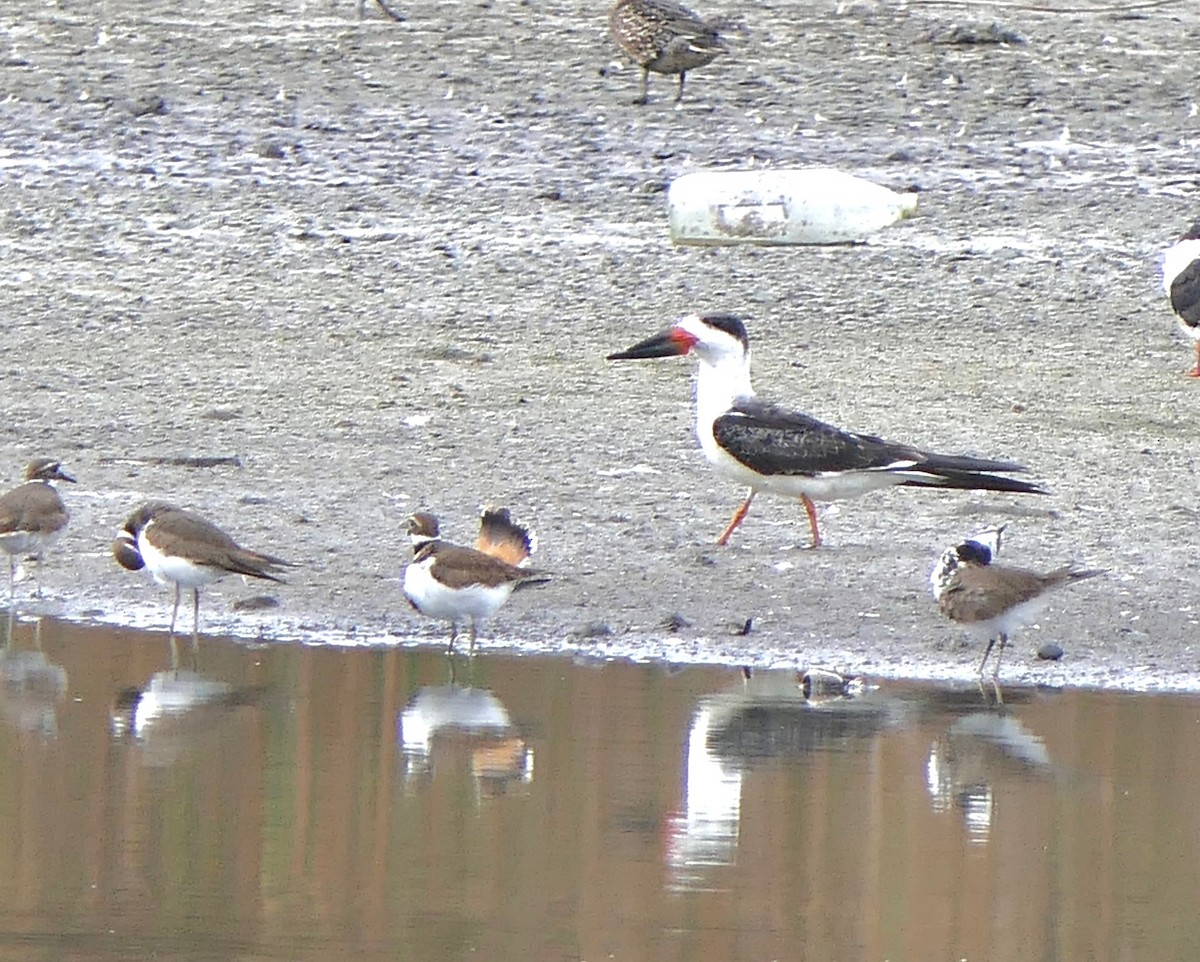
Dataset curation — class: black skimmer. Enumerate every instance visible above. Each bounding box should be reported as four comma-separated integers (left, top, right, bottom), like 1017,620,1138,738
1161,218,1200,378
929,524,1104,679
0,458,75,598
608,0,728,104
112,501,292,638
607,313,1046,547
402,508,548,655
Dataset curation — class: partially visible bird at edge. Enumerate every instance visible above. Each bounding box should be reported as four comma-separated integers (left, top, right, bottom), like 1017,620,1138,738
1161,217,1200,378
0,458,75,599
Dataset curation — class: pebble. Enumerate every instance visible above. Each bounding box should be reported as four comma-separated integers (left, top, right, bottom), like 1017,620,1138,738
1037,643,1064,661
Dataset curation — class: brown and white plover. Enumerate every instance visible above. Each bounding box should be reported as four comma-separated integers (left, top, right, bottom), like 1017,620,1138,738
402,508,548,655
0,458,75,598
113,501,292,638
930,525,1103,679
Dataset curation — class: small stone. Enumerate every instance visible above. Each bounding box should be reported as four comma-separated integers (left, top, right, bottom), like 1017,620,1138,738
800,668,853,698
1037,642,1064,661
128,94,169,117
571,620,613,639
662,612,692,632
233,595,281,612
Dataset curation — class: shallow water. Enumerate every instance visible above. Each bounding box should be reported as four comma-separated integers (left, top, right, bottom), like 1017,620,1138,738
2,0,1199,689
1,612,1197,961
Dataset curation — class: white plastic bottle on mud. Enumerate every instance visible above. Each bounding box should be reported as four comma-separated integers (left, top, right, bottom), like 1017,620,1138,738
667,168,919,246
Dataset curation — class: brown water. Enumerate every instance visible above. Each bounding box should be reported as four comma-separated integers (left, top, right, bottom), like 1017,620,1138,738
0,613,1196,961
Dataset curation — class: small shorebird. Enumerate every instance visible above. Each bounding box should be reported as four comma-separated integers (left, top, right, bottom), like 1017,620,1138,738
0,458,75,598
403,508,548,655
1161,218,1200,377
608,0,728,104
930,525,1104,679
607,313,1046,547
112,501,292,638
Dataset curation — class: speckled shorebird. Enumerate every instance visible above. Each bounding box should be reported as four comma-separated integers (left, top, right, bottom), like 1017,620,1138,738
403,508,548,655
1161,218,1200,377
608,314,1047,548
0,458,75,598
112,501,292,638
930,525,1104,679
608,0,729,104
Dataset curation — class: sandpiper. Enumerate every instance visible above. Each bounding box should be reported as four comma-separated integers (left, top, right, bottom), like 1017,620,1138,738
0,458,75,598
113,501,292,638
930,525,1104,679
608,0,728,104
402,507,548,655
607,313,1046,547
1161,218,1200,377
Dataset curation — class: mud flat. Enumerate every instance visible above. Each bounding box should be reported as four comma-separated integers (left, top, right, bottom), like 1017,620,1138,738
1,0,1197,688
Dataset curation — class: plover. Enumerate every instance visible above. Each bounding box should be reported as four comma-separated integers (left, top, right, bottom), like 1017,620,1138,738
608,0,728,104
402,508,548,655
113,501,292,638
0,458,75,598
607,313,1046,547
1161,218,1200,378
930,525,1104,679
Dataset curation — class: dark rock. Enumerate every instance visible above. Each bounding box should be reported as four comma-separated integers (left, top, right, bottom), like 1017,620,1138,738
233,595,281,612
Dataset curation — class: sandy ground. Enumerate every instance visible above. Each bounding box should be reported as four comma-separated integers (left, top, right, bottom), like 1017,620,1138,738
1,0,1198,689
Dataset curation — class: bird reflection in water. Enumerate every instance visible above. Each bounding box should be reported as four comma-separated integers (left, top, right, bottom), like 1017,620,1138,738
0,610,67,738
925,699,1054,845
396,672,533,800
110,637,266,767
665,667,900,891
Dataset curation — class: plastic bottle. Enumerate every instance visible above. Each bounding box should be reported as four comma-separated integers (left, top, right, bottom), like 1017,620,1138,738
667,168,919,246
